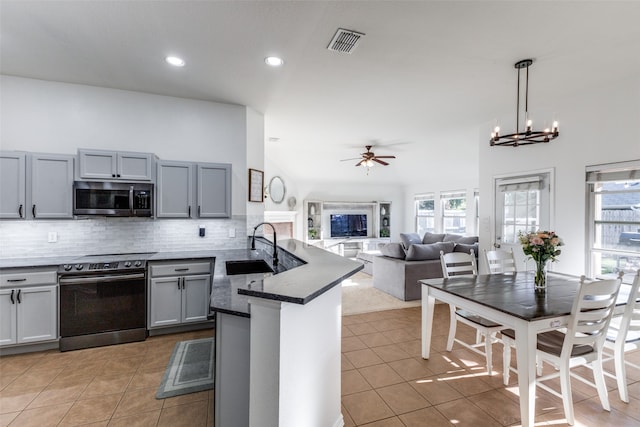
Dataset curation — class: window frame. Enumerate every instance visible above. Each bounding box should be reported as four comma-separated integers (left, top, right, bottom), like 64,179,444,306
415,193,435,235
586,160,640,283
492,169,554,251
440,190,467,235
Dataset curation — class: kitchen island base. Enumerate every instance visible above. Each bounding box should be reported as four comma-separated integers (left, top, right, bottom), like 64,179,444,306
248,283,343,427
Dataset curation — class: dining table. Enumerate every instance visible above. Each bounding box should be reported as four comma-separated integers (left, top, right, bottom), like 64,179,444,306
420,271,632,427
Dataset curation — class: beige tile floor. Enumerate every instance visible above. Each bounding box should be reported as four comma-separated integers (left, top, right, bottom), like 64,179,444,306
340,305,640,427
1,304,640,426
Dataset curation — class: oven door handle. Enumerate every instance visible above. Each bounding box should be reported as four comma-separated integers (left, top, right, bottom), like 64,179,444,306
59,273,145,285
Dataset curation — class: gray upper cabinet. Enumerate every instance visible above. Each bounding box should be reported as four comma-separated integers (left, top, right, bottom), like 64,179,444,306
156,160,193,218
78,149,153,181
30,154,74,219
197,163,231,218
0,152,73,219
0,152,26,219
157,161,231,219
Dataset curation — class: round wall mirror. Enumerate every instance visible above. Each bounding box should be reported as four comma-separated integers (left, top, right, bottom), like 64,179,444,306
268,176,286,204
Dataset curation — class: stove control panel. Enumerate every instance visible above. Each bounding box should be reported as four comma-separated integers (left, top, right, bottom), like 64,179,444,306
59,259,147,273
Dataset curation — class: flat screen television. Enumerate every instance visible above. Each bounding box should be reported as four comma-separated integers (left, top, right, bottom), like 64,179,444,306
330,214,367,238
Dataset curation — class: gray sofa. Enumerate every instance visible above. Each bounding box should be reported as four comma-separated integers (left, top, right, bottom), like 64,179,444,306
372,232,478,301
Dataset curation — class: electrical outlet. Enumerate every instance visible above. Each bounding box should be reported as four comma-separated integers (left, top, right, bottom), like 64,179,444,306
199,226,206,237
228,228,236,238
47,232,58,243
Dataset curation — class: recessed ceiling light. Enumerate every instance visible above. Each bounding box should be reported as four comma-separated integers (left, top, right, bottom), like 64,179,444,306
165,56,185,67
265,56,284,67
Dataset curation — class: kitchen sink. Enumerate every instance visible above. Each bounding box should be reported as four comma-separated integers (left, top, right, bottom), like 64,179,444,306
225,259,274,275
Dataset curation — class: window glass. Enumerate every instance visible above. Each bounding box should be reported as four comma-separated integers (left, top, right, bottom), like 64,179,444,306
500,189,540,244
589,179,640,282
442,192,466,234
415,194,435,235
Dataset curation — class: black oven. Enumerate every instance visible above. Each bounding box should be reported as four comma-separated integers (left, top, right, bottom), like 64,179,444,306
58,255,151,351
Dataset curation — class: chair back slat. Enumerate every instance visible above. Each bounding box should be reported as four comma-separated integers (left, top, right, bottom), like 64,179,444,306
440,250,477,278
484,249,517,274
615,270,640,344
563,274,623,355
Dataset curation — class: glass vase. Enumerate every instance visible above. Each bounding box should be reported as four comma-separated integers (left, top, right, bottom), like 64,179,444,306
534,259,548,290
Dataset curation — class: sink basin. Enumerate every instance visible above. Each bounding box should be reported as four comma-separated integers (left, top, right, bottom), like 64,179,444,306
225,259,274,275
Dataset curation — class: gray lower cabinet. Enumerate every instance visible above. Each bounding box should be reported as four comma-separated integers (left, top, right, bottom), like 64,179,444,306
78,149,153,181
148,260,212,328
0,269,58,346
156,161,231,218
0,152,74,219
0,152,26,219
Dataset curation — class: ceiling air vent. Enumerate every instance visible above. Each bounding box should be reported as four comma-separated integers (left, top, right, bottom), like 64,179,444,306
327,28,365,54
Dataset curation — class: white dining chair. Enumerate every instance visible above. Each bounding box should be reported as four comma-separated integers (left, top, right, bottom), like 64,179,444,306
602,269,640,402
484,248,516,274
440,249,503,375
502,273,623,426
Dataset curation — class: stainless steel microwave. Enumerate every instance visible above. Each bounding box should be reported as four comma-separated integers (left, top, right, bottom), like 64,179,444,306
73,181,153,217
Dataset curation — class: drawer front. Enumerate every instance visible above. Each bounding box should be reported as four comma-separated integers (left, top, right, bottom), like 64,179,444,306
150,261,211,277
0,271,57,288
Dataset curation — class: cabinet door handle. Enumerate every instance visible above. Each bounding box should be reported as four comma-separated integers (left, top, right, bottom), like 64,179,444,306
112,173,116,178
16,289,21,304
174,268,189,272
188,206,191,217
182,278,185,289
32,204,36,218
18,204,23,218
7,278,26,282
198,206,201,216
177,279,181,290
10,290,15,304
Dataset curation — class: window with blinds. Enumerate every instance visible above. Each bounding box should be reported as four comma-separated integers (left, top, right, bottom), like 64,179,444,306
495,174,547,244
415,193,435,235
441,191,467,234
587,160,640,282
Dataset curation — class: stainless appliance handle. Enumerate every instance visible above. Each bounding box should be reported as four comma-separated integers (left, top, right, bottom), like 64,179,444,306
59,273,145,285
129,186,134,215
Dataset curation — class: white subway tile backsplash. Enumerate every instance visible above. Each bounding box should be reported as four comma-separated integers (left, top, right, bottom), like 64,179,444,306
0,216,250,258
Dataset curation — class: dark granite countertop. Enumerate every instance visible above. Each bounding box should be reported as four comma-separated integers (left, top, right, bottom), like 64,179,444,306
209,238,363,317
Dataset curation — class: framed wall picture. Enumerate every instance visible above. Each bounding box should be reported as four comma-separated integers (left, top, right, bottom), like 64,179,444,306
248,168,264,202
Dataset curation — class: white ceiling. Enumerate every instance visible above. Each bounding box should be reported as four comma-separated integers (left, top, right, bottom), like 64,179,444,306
2,1,640,185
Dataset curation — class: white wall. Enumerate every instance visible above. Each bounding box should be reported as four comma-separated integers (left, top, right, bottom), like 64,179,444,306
478,73,640,275
0,76,265,257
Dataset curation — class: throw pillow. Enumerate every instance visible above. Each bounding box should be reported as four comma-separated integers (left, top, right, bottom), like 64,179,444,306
422,232,446,244
405,241,455,261
400,233,422,251
443,234,479,244
453,242,479,256
380,243,406,259
456,236,479,244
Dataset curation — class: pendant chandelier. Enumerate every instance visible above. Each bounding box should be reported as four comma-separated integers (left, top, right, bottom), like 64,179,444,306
490,59,559,147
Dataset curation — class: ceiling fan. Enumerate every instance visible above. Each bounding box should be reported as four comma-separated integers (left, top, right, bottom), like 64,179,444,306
341,145,396,167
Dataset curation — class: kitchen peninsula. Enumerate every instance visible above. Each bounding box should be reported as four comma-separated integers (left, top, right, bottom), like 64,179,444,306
210,238,362,427
0,238,361,427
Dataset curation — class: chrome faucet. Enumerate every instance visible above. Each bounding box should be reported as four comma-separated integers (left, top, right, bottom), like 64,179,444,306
251,222,278,267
